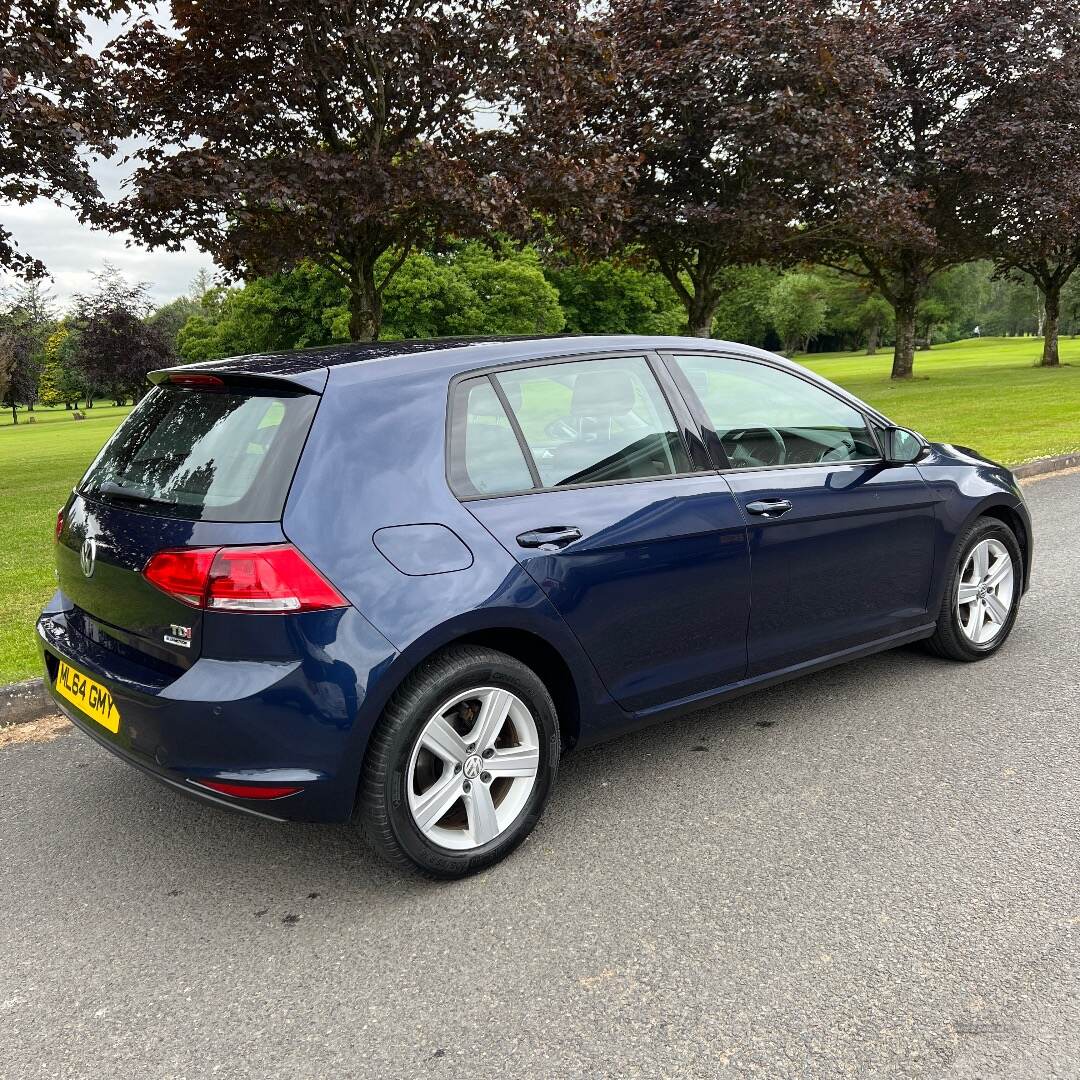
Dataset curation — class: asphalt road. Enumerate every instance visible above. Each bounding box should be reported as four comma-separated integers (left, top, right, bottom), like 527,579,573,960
2,472,1078,1080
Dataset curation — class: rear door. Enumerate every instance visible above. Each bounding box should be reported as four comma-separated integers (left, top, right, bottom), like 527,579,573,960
666,352,936,676
57,375,319,672
452,352,751,714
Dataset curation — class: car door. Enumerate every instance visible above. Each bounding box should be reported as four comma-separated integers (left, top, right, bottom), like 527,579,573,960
449,352,751,714
665,351,936,678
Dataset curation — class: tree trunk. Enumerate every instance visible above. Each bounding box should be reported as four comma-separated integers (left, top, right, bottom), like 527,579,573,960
347,258,382,341
865,322,879,356
891,300,917,379
685,290,719,338
10,403,16,424
1040,283,1061,367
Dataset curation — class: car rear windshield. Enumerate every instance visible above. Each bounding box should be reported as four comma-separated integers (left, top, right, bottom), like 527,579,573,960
79,384,319,521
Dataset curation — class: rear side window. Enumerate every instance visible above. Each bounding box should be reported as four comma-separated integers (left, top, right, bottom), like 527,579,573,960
494,355,691,489
79,384,318,521
447,378,535,496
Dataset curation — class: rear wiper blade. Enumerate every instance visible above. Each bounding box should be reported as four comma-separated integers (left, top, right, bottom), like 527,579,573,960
92,480,174,506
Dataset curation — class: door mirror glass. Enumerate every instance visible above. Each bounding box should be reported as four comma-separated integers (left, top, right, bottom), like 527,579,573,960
884,426,925,465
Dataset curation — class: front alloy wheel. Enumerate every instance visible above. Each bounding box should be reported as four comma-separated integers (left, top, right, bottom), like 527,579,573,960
360,646,559,877
925,516,1022,661
956,538,1015,646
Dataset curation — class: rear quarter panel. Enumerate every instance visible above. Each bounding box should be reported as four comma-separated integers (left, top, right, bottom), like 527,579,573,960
282,361,623,756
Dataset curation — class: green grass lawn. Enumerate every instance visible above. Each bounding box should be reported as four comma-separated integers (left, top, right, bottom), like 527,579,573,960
0,406,131,684
1,336,1077,686
801,336,1080,465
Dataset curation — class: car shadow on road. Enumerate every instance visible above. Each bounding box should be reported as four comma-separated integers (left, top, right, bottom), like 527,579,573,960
46,643,962,911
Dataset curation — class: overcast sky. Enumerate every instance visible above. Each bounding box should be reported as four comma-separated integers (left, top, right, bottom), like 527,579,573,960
1,6,210,312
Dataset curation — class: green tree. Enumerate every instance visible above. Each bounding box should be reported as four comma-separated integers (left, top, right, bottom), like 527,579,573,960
767,272,829,355
178,246,565,358
709,266,780,347
37,326,68,406
375,254,482,340
546,258,682,336
452,244,564,336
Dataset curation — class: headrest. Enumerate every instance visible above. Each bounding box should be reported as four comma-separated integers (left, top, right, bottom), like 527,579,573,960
570,369,636,417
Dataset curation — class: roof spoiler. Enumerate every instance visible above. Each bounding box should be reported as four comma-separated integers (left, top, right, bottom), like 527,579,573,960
147,364,327,393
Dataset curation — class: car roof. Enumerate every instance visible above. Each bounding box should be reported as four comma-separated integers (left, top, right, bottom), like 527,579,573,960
157,334,782,385
152,334,889,424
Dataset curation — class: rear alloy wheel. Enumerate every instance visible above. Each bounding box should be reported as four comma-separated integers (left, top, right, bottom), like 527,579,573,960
925,517,1022,661
360,646,560,877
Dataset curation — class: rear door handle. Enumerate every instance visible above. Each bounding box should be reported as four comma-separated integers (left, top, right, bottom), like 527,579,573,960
516,526,582,550
745,499,793,518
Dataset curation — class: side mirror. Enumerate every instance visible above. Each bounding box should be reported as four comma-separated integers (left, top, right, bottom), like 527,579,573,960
882,426,926,465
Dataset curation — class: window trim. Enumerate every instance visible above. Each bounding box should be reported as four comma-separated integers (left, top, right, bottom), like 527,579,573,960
445,350,707,502
658,350,887,472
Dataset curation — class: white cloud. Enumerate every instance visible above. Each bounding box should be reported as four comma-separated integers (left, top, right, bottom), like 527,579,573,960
1,197,213,311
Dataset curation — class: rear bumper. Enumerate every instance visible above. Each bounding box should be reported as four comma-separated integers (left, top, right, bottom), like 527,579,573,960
37,601,395,823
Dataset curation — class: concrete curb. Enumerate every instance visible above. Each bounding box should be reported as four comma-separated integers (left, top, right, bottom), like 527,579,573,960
0,678,54,728
1012,451,1080,479
3,450,1079,730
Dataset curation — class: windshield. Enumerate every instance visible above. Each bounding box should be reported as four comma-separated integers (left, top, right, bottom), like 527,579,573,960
79,384,318,521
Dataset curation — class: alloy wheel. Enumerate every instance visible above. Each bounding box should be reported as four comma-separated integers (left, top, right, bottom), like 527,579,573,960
406,686,541,851
956,538,1014,645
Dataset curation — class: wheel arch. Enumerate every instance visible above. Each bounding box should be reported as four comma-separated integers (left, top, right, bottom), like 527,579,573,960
352,609,593,790
974,500,1031,591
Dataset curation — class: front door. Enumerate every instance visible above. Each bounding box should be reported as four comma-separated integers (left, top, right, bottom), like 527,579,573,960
666,352,936,676
448,353,751,713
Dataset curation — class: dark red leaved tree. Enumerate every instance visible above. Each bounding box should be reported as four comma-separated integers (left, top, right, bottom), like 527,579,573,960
110,0,552,341
956,8,1080,368
598,0,870,338
0,0,123,277
819,0,1070,378
71,266,173,404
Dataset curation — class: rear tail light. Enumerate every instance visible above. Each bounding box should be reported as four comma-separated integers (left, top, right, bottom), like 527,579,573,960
143,544,347,613
191,778,303,800
55,508,64,541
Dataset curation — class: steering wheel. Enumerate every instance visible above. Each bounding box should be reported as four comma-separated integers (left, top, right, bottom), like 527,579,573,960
723,426,787,468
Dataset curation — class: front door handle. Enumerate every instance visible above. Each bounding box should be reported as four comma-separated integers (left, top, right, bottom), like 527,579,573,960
516,526,582,550
745,499,793,518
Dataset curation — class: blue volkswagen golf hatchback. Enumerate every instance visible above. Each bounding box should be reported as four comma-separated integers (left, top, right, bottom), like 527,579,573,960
40,336,1032,876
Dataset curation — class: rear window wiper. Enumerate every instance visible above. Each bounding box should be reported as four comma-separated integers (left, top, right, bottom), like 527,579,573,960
88,480,175,508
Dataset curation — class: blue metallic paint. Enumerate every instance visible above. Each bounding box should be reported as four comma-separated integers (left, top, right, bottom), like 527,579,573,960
466,477,751,711
722,462,936,675
37,335,1032,824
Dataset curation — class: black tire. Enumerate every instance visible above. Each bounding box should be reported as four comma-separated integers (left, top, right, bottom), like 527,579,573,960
923,516,1023,661
359,645,560,878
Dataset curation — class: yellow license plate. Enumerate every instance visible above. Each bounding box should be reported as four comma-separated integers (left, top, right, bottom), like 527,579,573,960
55,660,121,734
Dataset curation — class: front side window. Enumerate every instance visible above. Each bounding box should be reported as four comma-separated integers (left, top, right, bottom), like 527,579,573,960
671,355,879,469
495,355,691,488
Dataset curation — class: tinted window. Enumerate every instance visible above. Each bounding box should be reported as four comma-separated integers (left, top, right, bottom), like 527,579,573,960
672,355,879,468
495,355,691,488
448,377,535,496
79,384,318,521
